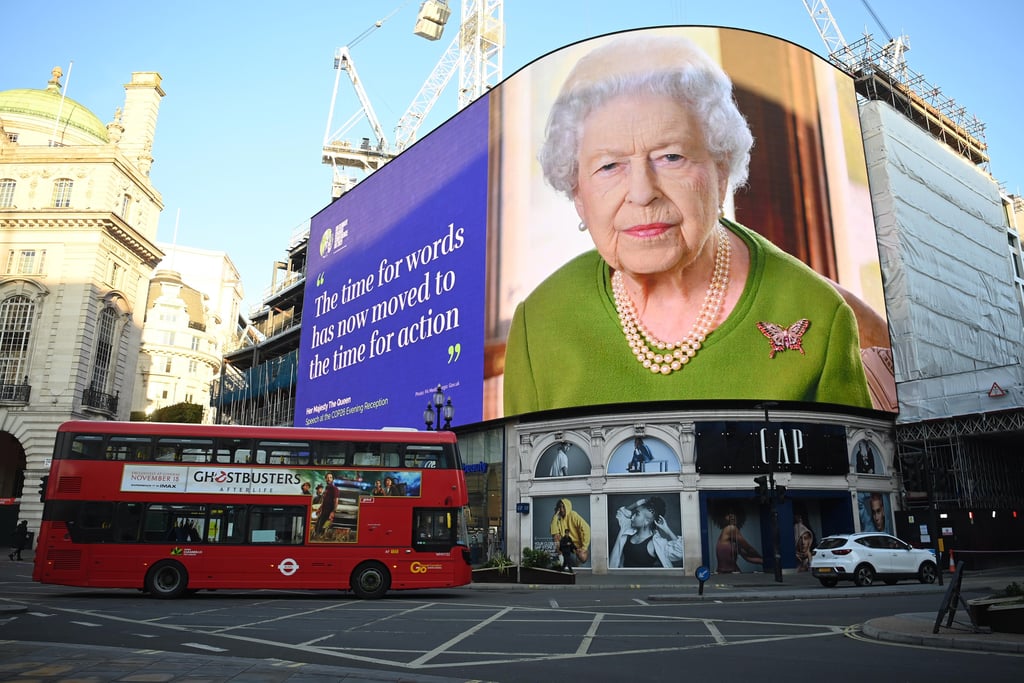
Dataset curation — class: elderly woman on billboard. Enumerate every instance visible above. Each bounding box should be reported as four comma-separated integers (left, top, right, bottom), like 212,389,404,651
502,32,873,414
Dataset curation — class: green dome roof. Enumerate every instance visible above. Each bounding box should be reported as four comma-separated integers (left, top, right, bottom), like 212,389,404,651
0,86,109,143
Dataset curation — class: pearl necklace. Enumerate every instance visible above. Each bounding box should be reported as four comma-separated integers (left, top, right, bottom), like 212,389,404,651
612,224,731,375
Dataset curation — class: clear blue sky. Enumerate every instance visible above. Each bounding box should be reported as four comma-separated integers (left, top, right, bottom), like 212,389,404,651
3,1,1021,312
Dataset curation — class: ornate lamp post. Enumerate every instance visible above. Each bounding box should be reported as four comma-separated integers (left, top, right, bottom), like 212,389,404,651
423,385,455,431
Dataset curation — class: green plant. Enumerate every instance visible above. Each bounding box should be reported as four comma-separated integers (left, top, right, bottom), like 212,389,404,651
481,553,514,575
521,546,559,570
1003,581,1024,597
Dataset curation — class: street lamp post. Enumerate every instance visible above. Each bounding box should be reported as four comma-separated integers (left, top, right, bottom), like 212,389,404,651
758,402,783,583
423,385,455,431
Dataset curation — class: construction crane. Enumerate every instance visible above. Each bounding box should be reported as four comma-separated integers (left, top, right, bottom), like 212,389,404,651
802,0,909,79
321,0,504,198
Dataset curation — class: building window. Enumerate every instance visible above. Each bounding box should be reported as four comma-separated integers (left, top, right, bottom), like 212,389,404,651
0,295,35,385
5,249,46,275
120,193,131,218
90,307,118,392
190,335,200,351
0,178,15,208
52,178,73,208
164,357,172,373
188,360,197,373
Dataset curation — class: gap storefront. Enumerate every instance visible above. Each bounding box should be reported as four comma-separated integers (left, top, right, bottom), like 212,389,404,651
500,404,895,575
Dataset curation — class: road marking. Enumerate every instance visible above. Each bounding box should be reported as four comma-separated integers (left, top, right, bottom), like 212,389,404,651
576,613,604,655
408,606,513,667
299,634,333,646
209,600,359,634
549,599,559,608
71,621,102,627
184,642,228,652
22,597,857,671
632,598,649,605
703,619,727,645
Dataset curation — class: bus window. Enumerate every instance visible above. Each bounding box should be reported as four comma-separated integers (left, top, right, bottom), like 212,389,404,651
155,438,214,463
206,505,246,544
404,445,444,469
316,441,351,465
257,440,311,466
107,436,152,461
351,442,401,468
115,502,144,542
143,504,207,542
67,502,116,543
413,508,454,550
213,438,255,464
249,506,305,544
70,434,104,459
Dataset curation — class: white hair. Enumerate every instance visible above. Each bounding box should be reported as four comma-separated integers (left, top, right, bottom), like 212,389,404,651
538,34,754,199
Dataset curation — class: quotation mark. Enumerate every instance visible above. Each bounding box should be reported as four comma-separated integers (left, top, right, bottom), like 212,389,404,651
447,343,461,363
316,272,325,287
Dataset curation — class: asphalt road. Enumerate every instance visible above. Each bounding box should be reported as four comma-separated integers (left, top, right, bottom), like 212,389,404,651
3,560,1023,682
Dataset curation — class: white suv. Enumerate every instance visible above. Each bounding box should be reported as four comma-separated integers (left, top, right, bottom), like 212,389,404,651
810,532,938,587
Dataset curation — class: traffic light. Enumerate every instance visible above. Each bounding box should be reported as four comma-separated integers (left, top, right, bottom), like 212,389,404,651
38,474,49,502
753,475,769,504
775,484,787,503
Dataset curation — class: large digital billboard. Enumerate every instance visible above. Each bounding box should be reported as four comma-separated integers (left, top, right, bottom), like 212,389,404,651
297,26,896,429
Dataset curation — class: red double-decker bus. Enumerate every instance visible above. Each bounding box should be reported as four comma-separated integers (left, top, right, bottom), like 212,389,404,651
33,421,472,599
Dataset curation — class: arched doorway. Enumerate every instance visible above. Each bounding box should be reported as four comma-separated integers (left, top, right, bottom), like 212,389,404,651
0,431,27,532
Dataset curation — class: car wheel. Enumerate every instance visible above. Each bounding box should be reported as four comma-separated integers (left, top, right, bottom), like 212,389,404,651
145,560,189,599
854,564,875,587
350,561,390,599
918,561,938,584
818,577,838,588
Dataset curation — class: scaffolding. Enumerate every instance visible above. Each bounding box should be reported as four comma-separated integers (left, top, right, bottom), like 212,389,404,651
896,409,1024,510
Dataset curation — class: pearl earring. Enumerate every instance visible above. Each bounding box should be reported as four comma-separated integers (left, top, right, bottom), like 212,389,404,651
578,221,587,232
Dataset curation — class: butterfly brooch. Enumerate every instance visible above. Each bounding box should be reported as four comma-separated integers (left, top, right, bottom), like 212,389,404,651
757,319,810,359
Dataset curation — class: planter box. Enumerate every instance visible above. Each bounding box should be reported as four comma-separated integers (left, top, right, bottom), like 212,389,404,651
519,567,576,585
471,567,517,583
967,596,1024,629
472,566,575,585
987,603,1024,634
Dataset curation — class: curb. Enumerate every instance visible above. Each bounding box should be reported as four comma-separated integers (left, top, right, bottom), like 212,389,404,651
861,614,1024,654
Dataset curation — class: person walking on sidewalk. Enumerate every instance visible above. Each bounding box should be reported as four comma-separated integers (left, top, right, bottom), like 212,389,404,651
9,520,29,561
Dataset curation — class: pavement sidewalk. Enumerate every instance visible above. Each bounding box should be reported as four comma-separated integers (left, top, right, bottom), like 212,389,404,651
2,558,1023,682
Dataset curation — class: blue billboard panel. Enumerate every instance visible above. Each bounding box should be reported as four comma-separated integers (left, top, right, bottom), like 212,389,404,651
297,98,489,429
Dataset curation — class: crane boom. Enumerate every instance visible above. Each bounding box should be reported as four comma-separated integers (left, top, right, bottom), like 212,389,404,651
321,1,503,197
331,47,388,151
802,0,860,71
394,34,464,152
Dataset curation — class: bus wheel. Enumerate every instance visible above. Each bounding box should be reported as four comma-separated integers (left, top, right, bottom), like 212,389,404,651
146,561,189,599
350,562,390,599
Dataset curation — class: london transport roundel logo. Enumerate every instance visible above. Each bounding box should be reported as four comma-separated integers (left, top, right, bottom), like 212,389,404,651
278,558,299,576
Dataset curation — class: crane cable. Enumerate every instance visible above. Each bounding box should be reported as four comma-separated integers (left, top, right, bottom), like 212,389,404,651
860,0,893,42
348,0,417,48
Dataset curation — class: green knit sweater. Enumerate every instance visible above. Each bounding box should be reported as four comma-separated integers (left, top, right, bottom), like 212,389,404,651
503,219,872,414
